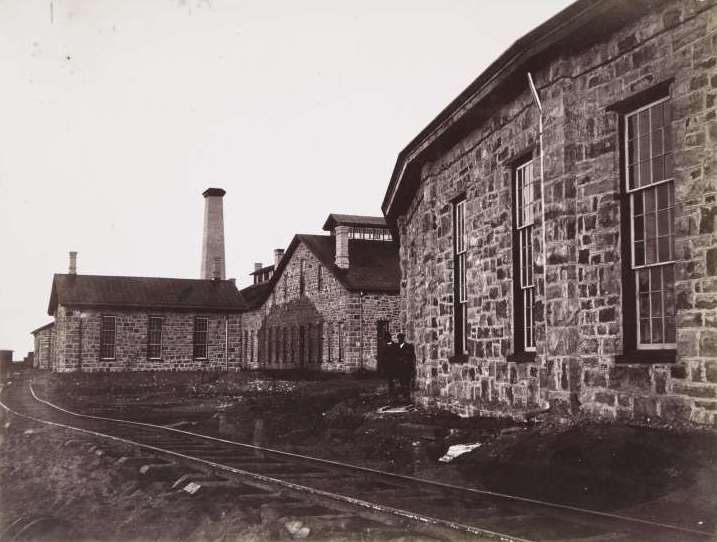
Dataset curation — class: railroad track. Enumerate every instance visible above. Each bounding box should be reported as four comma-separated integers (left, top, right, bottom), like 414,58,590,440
1,378,712,542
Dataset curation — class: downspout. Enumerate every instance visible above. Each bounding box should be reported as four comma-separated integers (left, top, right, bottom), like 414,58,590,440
78,313,83,373
359,291,365,371
224,315,229,372
527,72,549,363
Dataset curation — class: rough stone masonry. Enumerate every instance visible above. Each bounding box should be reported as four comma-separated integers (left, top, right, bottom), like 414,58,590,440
383,0,717,426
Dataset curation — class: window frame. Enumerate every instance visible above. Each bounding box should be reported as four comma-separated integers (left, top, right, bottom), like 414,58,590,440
452,198,468,359
511,159,537,360
193,317,209,360
617,91,677,363
100,315,116,360
147,316,163,360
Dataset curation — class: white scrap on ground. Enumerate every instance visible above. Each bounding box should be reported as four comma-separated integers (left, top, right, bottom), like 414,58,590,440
438,442,482,463
376,404,415,414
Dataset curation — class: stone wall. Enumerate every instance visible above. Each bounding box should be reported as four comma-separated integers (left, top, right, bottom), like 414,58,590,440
52,306,242,372
397,0,717,426
33,326,56,370
248,242,400,372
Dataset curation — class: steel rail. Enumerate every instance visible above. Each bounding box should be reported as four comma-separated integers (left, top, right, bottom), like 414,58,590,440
27,382,713,539
0,386,528,542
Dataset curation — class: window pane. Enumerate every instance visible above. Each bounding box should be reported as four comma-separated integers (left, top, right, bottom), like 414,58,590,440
628,115,637,140
639,161,651,187
665,317,675,343
633,216,644,241
652,157,664,183
638,269,650,293
651,291,663,317
640,319,651,344
664,152,673,179
650,103,663,129
652,319,663,343
657,184,670,209
638,109,649,132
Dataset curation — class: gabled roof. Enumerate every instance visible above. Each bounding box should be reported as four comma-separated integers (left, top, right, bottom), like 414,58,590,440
382,0,655,221
48,274,247,315
322,214,388,232
31,321,55,335
239,281,273,310
272,234,399,294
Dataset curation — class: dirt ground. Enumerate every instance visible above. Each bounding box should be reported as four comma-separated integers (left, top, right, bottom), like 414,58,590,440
23,370,717,536
0,413,283,541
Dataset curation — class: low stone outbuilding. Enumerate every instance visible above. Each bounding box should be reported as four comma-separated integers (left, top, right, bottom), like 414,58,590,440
240,214,401,372
383,0,717,425
32,322,56,370
47,271,247,372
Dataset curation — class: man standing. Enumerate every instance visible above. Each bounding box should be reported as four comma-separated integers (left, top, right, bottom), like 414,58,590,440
396,333,416,403
380,334,400,403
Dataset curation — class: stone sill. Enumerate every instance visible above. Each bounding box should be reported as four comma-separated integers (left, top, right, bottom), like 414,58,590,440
448,353,469,364
614,350,676,364
507,352,536,364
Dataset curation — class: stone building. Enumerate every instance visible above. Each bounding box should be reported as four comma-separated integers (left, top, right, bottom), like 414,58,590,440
32,322,56,370
46,262,246,372
240,214,401,372
36,188,248,373
383,0,717,425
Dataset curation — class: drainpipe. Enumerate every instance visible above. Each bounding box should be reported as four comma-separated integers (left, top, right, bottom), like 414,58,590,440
224,315,229,372
527,72,550,362
359,291,365,371
78,313,83,373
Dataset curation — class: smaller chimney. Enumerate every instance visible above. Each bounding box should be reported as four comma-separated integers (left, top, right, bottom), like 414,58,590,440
335,226,349,269
274,249,284,268
69,251,77,275
213,257,222,281
253,262,263,285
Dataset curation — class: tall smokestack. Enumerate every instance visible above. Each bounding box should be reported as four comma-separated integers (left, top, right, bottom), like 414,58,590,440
201,188,226,280
69,251,77,275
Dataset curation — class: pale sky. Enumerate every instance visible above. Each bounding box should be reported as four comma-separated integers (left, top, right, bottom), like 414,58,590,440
0,0,574,356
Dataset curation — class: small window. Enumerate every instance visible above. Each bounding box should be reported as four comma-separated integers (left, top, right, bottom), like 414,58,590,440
317,266,323,292
100,315,116,360
147,316,163,360
193,317,208,359
299,259,306,296
327,322,333,361
338,321,344,361
318,322,323,364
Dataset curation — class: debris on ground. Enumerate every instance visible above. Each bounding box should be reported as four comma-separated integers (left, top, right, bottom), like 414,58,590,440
438,442,482,463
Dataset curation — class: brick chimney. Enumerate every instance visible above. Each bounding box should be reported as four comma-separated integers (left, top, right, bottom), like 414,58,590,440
253,262,263,284
201,188,226,280
68,251,77,275
274,249,284,268
334,226,349,269
213,257,222,281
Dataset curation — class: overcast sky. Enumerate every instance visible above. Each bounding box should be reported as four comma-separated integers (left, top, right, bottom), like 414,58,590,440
0,0,573,356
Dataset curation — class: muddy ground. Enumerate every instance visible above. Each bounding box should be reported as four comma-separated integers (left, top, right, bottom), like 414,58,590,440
19,370,717,536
